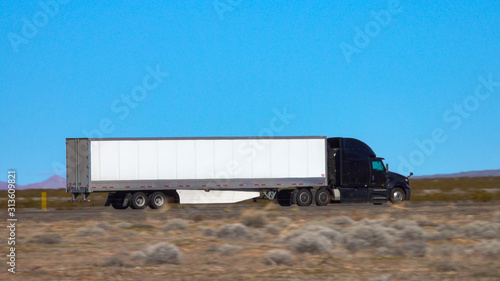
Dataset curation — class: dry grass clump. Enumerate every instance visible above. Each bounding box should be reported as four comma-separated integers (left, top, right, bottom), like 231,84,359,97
96,221,114,231
327,216,354,226
436,223,460,240
392,219,419,230
142,242,182,264
77,225,106,236
267,249,293,265
264,225,281,235
30,233,62,244
462,222,500,239
346,224,391,248
100,256,126,267
399,225,425,241
289,232,332,254
474,241,500,258
240,210,267,228
403,240,427,257
200,226,216,237
278,224,344,245
163,219,188,232
216,223,252,240
116,222,132,229
209,244,243,256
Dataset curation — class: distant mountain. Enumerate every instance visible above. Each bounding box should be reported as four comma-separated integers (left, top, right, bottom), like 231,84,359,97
0,175,65,190
413,169,500,179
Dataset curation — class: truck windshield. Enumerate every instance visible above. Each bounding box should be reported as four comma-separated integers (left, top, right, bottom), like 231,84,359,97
372,160,385,171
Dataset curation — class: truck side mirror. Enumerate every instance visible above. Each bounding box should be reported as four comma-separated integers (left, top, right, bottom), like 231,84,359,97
386,163,389,172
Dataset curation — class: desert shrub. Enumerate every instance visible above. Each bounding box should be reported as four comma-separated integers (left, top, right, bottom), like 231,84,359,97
77,225,105,236
267,249,293,265
368,274,393,281
436,261,459,272
276,216,292,226
357,219,389,227
100,256,126,267
216,223,251,240
437,223,460,240
462,222,500,239
344,238,368,254
392,219,419,230
96,221,114,231
403,240,427,257
116,222,132,229
264,225,281,235
346,224,391,247
437,244,455,257
327,216,354,226
399,225,425,241
200,227,216,237
130,251,147,259
163,219,188,232
474,241,500,258
289,232,332,254
217,244,242,256
144,242,182,264
376,246,404,257
240,210,267,228
278,225,344,245
31,234,62,244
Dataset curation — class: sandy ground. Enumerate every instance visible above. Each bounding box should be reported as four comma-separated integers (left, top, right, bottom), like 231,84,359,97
2,202,500,281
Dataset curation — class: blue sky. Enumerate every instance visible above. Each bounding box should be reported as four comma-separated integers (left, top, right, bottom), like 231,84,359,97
1,0,499,184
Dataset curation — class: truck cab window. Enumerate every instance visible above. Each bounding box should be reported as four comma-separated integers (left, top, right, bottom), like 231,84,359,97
372,160,385,172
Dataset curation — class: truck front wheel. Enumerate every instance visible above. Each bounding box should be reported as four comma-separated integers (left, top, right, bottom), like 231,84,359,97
296,188,312,206
390,188,406,204
130,192,148,209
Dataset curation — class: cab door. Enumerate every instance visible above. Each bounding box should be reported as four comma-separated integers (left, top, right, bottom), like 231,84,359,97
370,159,387,188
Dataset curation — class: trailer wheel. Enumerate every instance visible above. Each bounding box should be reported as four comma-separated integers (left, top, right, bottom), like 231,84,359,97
130,192,148,209
390,188,406,204
315,188,330,206
148,192,166,209
296,188,312,206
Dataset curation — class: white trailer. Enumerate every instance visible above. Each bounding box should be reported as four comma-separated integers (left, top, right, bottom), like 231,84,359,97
66,137,328,208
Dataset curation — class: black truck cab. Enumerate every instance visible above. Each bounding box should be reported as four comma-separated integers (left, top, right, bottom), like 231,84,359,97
327,137,411,204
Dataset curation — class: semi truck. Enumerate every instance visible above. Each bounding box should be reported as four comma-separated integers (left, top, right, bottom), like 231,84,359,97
66,137,412,209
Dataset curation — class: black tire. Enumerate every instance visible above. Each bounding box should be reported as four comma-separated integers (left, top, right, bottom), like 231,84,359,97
373,203,383,205
390,187,406,204
130,192,148,209
296,188,312,206
277,190,292,207
148,192,166,209
111,194,128,209
315,188,330,206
